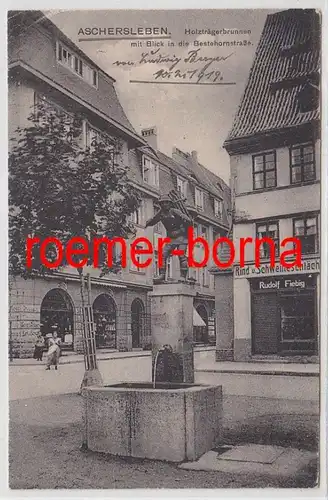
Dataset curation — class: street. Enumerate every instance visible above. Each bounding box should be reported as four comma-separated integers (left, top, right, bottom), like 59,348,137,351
9,353,152,400
9,355,319,489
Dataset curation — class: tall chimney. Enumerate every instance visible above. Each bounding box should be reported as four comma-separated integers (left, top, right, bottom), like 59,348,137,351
172,146,190,165
141,126,158,151
191,150,198,165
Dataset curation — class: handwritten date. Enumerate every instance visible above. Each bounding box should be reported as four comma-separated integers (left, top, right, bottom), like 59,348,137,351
153,67,223,83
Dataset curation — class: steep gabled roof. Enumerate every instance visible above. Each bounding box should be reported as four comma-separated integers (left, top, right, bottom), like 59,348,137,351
225,9,320,144
8,10,144,144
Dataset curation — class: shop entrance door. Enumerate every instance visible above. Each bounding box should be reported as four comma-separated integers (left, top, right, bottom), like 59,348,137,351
252,292,279,355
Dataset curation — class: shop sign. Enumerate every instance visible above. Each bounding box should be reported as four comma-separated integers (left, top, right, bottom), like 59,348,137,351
234,258,320,278
251,276,315,291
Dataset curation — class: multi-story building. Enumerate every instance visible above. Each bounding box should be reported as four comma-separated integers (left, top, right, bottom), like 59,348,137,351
8,11,230,357
216,9,320,361
8,10,155,357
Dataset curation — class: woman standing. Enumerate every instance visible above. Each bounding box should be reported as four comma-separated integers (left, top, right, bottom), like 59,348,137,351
45,332,61,370
53,328,62,357
33,333,44,361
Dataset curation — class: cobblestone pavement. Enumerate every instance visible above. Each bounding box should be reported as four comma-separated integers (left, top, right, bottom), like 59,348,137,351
9,354,152,400
9,394,318,490
9,350,319,401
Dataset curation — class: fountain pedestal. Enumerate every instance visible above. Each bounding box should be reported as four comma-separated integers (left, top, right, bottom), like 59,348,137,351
150,282,195,384
82,282,223,462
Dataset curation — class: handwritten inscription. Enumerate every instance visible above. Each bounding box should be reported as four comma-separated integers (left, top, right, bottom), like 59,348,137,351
153,67,224,83
113,48,234,84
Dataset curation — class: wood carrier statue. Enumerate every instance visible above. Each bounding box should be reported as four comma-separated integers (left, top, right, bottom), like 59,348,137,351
145,190,193,284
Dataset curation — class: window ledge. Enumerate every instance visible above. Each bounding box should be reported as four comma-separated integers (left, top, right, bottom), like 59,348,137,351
290,179,317,187
252,186,277,193
236,180,320,197
142,180,160,190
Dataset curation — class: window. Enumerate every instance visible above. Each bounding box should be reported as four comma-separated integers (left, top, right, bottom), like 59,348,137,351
142,157,159,187
195,188,204,211
83,64,98,87
290,144,315,184
252,151,277,190
56,41,98,88
199,225,208,240
167,257,173,279
153,221,163,251
95,239,121,268
84,123,115,159
200,267,209,287
214,198,223,218
129,202,143,226
193,225,207,251
177,176,187,198
154,222,162,235
34,93,74,138
85,124,101,150
130,245,143,272
57,43,75,71
280,294,315,342
153,250,160,277
293,216,318,254
190,225,207,275
256,221,279,258
298,83,319,114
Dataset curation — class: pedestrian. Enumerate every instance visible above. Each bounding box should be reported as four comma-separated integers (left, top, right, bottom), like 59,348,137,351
33,333,44,361
53,327,62,356
45,332,61,370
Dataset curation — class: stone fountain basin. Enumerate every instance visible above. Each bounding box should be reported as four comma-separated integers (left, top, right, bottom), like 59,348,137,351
82,382,223,462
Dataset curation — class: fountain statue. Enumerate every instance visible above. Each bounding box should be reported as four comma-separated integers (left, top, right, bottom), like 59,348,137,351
145,191,192,284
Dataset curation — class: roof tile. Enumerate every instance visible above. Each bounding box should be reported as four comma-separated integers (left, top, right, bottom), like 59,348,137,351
225,9,320,143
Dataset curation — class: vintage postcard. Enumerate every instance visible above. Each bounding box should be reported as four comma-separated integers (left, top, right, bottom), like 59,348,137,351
7,7,325,494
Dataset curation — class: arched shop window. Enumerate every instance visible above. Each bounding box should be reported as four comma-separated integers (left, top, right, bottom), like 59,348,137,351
131,298,145,348
40,288,74,349
93,294,117,349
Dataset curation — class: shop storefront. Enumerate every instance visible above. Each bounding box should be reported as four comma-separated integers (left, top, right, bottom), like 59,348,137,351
92,293,117,349
251,275,317,355
9,274,152,358
40,288,74,350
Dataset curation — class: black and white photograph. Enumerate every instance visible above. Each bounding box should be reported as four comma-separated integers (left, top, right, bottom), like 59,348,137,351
6,6,326,494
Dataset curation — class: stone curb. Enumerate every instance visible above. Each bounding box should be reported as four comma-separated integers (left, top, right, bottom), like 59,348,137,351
9,346,216,367
195,368,319,377
9,350,152,366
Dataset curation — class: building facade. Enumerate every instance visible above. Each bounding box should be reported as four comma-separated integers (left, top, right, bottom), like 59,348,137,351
8,10,154,357
8,11,230,357
215,9,320,361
